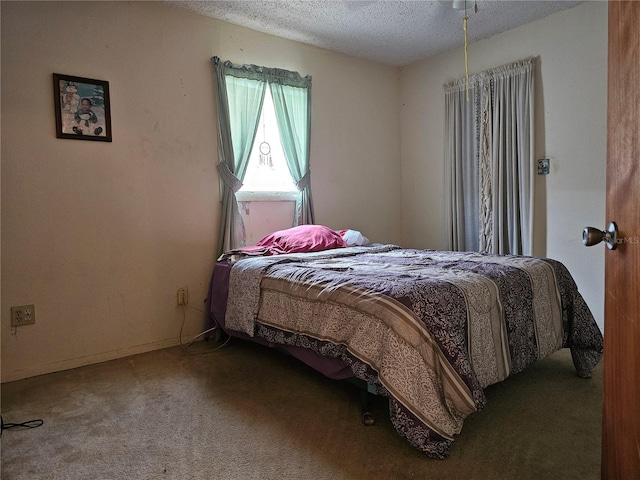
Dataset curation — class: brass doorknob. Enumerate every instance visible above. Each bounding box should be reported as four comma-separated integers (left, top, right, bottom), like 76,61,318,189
583,222,618,250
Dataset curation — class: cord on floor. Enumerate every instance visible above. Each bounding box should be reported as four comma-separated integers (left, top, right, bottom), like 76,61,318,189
179,303,231,354
1,415,44,436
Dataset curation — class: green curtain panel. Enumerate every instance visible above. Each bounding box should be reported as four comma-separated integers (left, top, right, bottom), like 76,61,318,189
268,71,314,226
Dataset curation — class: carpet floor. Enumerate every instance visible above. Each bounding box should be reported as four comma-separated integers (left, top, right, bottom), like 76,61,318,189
1,339,602,479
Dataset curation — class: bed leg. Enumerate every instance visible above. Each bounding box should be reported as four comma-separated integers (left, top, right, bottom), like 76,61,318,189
347,378,376,425
359,383,376,426
211,328,223,342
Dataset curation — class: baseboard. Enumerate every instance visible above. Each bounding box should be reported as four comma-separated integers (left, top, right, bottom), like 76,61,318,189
1,337,182,383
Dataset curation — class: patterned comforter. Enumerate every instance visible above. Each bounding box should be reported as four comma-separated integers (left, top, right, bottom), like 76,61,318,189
223,245,604,458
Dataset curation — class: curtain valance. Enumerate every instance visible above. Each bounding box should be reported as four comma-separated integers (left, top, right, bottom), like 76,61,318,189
213,56,311,88
444,57,535,93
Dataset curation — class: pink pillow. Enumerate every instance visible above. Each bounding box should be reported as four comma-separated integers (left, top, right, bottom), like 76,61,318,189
256,225,347,254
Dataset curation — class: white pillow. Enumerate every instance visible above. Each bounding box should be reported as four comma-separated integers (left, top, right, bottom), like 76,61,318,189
341,229,370,246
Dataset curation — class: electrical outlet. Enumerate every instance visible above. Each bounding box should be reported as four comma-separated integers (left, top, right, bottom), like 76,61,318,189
177,287,188,306
11,304,36,327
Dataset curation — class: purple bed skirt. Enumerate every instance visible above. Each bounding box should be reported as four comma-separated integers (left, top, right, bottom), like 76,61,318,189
208,261,355,380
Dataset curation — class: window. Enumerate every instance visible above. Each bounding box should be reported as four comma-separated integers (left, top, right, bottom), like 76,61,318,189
238,88,297,200
212,56,314,253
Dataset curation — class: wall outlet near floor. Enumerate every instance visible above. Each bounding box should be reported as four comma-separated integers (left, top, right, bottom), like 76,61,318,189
11,304,36,326
177,287,189,306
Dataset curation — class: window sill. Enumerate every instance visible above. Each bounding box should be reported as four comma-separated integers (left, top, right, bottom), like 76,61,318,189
236,191,298,202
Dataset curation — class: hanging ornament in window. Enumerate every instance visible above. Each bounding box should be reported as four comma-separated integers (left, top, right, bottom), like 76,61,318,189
258,114,273,168
259,141,273,168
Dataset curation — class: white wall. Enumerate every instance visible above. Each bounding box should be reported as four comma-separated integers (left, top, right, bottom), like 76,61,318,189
1,1,401,381
399,1,608,330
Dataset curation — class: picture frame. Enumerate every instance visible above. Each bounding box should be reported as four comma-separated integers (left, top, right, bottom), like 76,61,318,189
53,73,112,142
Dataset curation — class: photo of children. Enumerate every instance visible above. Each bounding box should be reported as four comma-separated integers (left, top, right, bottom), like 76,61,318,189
54,74,111,141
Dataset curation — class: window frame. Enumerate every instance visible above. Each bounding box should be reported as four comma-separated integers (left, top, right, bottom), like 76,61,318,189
235,190,298,202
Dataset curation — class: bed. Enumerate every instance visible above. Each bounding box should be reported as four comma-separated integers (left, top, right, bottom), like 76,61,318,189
207,225,604,459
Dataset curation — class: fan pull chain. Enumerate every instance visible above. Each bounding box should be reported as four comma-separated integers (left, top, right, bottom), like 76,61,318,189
464,15,469,101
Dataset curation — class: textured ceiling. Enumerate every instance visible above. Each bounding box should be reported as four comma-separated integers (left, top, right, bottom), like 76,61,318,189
164,0,584,66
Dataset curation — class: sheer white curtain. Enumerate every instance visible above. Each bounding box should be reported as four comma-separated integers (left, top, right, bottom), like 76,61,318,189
445,58,535,255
